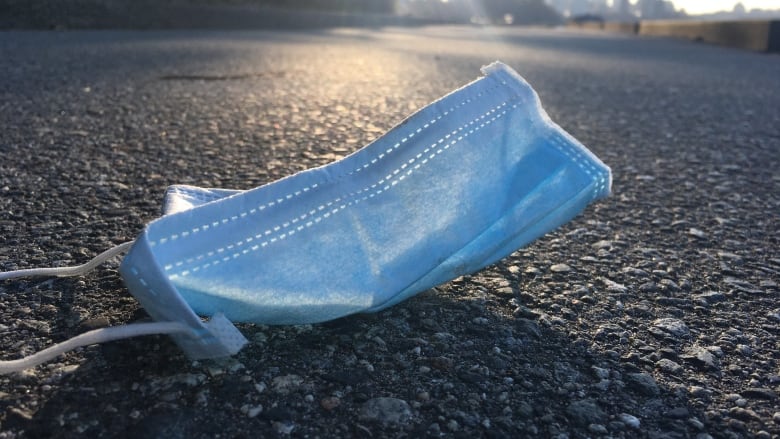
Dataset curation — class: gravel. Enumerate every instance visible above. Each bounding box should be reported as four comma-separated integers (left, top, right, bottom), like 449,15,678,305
0,25,779,438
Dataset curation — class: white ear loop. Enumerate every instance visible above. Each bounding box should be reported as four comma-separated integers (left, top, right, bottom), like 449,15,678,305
0,242,195,374
0,321,194,374
0,241,134,281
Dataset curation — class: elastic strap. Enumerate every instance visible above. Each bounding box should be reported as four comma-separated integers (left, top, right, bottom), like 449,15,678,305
0,322,194,374
0,241,134,281
0,241,193,373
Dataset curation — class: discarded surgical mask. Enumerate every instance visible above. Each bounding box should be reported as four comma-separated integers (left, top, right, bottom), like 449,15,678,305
0,62,611,373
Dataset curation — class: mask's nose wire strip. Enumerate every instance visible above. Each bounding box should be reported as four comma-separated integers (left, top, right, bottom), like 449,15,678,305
0,241,134,281
0,321,195,374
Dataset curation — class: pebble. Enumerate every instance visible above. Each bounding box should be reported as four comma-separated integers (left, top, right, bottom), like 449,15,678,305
693,291,726,305
689,228,707,239
566,399,606,426
240,404,263,418
618,413,640,429
729,407,761,422
513,306,539,319
320,396,340,411
650,318,690,338
655,358,683,374
625,373,660,396
496,286,514,296
271,375,304,394
602,278,628,293
689,386,712,399
588,423,607,434
273,421,294,435
638,281,659,293
681,346,719,371
741,388,777,400
359,397,412,425
591,366,610,380
550,263,572,273
688,417,704,430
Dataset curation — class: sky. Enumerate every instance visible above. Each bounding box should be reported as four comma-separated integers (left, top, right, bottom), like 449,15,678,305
670,0,780,14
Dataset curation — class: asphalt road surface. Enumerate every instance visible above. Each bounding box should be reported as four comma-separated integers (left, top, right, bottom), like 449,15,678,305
1,26,779,438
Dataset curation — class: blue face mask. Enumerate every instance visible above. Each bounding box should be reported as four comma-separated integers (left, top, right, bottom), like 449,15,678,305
0,62,610,372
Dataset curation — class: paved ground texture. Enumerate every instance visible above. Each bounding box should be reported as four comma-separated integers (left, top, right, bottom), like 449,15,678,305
0,26,779,438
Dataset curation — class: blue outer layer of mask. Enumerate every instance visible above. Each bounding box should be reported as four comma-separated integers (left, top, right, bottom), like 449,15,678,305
119,62,611,359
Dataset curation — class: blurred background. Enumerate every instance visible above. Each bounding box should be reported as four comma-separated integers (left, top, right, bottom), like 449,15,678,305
1,0,778,30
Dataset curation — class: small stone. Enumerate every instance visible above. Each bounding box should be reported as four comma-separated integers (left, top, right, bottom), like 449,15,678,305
550,263,572,273
359,397,412,425
588,423,608,434
273,421,295,435
618,413,640,429
591,366,610,380
601,277,628,293
772,412,780,423
566,399,606,426
447,419,459,431
512,306,539,319
271,375,304,394
688,418,704,430
246,404,263,418
656,358,684,374
625,373,660,396
650,318,689,338
638,281,658,293
496,287,514,296
515,318,541,337
681,346,719,371
689,386,711,399
320,396,341,411
741,388,777,400
729,407,761,422
693,291,726,305
689,228,707,239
